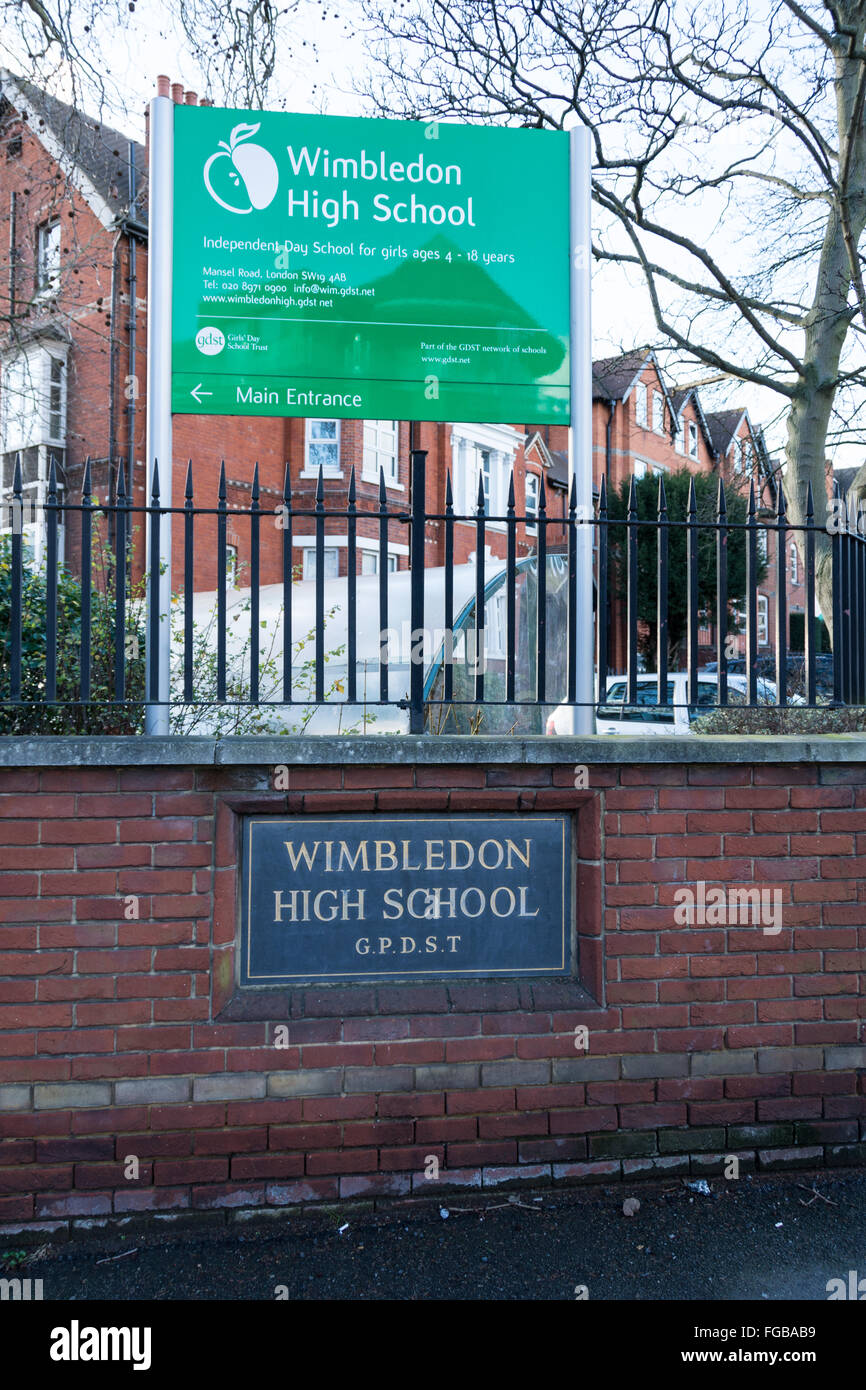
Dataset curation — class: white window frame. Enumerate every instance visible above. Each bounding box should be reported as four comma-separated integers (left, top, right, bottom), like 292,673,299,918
450,423,520,530
674,416,685,453
36,219,61,295
688,421,699,460
652,390,665,435
634,381,647,428
757,594,769,646
361,548,398,575
0,345,67,569
303,419,341,478
525,470,540,534
225,543,239,587
485,589,508,659
790,541,798,585
632,458,666,481
362,419,401,488
733,438,743,473
302,546,340,581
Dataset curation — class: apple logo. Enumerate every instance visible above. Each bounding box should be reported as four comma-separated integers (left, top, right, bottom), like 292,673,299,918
203,123,279,214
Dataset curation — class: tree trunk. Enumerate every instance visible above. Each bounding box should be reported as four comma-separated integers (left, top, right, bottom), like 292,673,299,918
785,13,866,646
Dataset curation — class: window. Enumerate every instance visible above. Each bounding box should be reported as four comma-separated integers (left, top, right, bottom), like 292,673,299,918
478,448,492,513
450,428,515,523
790,542,798,585
674,416,684,453
757,527,768,564
36,220,61,293
0,346,68,564
599,679,675,725
633,459,664,481
305,419,340,474
688,421,699,459
744,440,753,474
361,549,397,575
758,594,769,645
303,547,339,580
733,438,743,473
225,544,238,587
634,382,647,427
485,590,508,659
363,420,399,486
1,350,67,453
47,357,65,442
652,390,665,434
525,471,540,532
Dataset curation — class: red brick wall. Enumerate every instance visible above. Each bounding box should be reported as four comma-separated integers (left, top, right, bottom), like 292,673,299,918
0,752,863,1236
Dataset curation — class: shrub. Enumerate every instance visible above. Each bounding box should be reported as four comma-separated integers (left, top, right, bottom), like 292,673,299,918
0,535,146,734
693,703,866,735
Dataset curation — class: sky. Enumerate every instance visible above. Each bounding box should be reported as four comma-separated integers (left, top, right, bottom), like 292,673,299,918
5,0,859,473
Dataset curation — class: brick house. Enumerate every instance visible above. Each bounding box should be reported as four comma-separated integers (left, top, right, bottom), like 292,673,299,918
0,73,807,678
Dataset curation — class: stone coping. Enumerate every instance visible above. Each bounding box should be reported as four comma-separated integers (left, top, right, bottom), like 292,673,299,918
0,733,865,766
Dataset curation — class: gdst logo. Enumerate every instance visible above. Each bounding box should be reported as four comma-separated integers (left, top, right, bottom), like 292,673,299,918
195,326,226,355
203,123,278,214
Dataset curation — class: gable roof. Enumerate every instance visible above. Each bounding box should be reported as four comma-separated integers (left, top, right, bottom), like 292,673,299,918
703,408,747,458
0,70,146,230
592,349,651,402
524,431,569,490
668,385,717,458
831,466,858,498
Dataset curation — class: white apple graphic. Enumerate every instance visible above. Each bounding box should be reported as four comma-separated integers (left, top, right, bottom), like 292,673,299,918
203,123,279,214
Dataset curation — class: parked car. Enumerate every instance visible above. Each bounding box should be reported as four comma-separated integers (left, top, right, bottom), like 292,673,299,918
703,654,834,700
545,670,781,736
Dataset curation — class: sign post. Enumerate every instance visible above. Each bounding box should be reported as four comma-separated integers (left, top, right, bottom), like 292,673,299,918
144,80,174,735
569,125,594,737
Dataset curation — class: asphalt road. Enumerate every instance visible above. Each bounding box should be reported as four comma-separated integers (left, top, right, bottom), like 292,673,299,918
5,1168,865,1302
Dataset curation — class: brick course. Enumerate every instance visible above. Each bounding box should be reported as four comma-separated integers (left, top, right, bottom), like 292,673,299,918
0,751,864,1236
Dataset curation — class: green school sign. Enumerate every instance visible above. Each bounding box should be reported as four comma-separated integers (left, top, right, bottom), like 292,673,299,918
170,107,572,424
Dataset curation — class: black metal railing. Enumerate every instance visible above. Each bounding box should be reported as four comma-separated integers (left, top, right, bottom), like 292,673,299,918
0,450,861,734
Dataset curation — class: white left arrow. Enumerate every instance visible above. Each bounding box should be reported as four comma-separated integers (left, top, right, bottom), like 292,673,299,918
190,383,213,403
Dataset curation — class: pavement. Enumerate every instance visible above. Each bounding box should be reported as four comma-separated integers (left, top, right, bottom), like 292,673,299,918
4,1167,865,1302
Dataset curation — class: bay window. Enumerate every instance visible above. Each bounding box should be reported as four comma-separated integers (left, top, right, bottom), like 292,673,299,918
0,345,67,564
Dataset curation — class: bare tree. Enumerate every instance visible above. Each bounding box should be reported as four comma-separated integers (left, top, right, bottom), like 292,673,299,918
362,0,866,635
3,0,305,119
